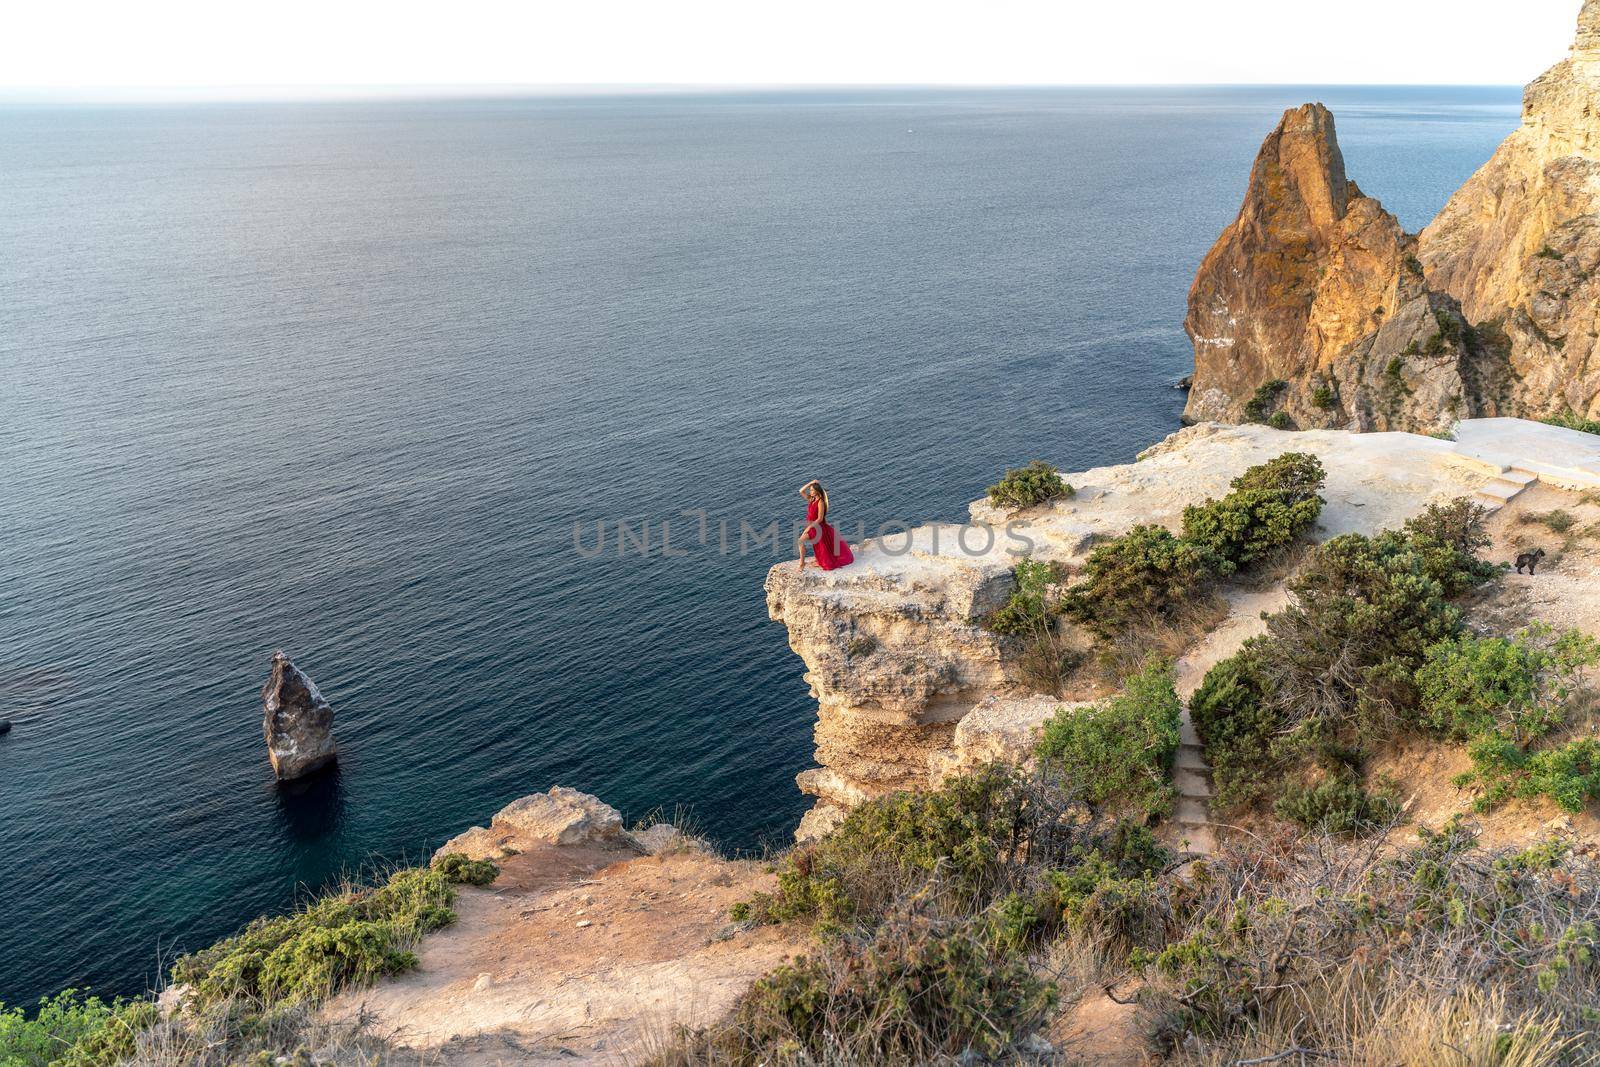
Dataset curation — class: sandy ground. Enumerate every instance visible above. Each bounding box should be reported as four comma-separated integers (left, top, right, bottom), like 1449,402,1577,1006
325,842,801,1065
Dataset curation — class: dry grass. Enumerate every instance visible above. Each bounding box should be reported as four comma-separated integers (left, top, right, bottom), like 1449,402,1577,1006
127,999,415,1067
1094,593,1229,684
1148,829,1600,1066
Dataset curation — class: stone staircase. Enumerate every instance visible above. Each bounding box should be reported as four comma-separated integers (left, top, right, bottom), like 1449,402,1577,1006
1472,465,1539,513
1171,705,1216,855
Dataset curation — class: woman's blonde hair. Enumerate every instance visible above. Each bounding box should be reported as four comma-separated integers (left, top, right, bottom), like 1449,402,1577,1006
801,479,829,512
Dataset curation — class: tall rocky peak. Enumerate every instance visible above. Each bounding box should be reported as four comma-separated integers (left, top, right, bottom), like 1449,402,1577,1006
1186,0,1600,433
1183,104,1479,433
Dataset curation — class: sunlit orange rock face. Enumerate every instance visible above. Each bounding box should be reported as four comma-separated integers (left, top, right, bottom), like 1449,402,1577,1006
1186,1,1600,433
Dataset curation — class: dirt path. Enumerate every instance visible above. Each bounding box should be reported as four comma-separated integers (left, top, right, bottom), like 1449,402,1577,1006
325,843,800,1065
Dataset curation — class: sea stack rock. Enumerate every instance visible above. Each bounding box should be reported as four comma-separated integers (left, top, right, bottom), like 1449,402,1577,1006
262,652,338,781
1183,103,1480,434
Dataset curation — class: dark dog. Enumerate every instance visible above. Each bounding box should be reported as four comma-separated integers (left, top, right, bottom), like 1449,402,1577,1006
1515,547,1547,574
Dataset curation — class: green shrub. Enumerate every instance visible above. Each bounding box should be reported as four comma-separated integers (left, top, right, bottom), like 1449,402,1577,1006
1543,411,1600,436
171,856,493,1009
1189,648,1282,810
1252,520,1493,744
1243,379,1289,422
0,992,157,1067
1415,626,1600,744
1311,383,1336,410
1267,411,1293,430
987,460,1073,509
1273,773,1400,836
1404,497,1493,564
1462,736,1600,814
1523,508,1577,534
1034,849,1169,952
431,852,499,887
1536,245,1565,260
731,910,1055,1063
737,766,1054,927
1180,452,1326,576
984,558,1064,636
1060,525,1208,640
1036,661,1182,820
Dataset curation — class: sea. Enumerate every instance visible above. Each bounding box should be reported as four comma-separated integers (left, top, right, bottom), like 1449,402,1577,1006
0,85,1520,1005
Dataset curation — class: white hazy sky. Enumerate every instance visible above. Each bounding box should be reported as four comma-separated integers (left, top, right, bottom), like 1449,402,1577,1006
1,0,1584,98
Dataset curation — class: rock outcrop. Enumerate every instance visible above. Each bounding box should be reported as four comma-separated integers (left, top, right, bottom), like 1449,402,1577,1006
1418,0,1600,420
1183,104,1485,434
1187,2,1600,432
768,422,1506,836
262,652,337,781
435,786,625,861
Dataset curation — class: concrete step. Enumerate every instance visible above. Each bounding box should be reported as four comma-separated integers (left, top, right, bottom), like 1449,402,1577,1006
1175,822,1216,855
1173,796,1210,826
1498,468,1539,486
1175,746,1208,771
1174,768,1213,797
1477,478,1527,502
1179,719,1201,747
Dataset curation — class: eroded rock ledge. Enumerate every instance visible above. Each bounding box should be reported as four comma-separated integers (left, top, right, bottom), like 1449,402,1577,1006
767,422,1509,837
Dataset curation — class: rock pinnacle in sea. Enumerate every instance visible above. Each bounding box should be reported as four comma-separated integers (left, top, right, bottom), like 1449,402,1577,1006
262,651,338,780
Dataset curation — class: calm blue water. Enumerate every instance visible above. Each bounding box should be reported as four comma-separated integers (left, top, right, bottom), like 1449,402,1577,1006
0,86,1518,1005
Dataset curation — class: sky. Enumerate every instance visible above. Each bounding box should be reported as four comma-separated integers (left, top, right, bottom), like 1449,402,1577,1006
0,0,1584,99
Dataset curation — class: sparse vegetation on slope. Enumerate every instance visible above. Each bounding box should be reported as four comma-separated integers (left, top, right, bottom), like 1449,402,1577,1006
0,854,497,1067
171,854,496,1009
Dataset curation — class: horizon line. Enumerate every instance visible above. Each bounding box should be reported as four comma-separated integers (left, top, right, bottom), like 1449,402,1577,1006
0,81,1526,106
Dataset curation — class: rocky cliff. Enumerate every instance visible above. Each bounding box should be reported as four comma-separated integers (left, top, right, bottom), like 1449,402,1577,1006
767,423,1507,837
1186,0,1600,431
1418,0,1600,419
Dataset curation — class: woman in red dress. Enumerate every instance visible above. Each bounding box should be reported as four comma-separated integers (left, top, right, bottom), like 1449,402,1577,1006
796,480,854,571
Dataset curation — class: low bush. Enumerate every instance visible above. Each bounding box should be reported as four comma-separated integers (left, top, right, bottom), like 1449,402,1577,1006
1188,648,1280,810
1415,625,1600,744
1243,379,1288,422
1523,508,1578,535
1060,525,1208,641
984,560,1086,694
1036,661,1181,820
1252,511,1494,746
0,991,157,1067
171,854,496,1009
1311,383,1336,410
1273,773,1400,836
734,765,1089,928
986,460,1072,509
672,909,1055,1065
1180,452,1325,576
1461,736,1600,813
1544,411,1600,436
984,558,1064,637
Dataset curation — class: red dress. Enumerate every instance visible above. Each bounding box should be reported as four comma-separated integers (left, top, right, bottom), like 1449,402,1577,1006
807,499,854,570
